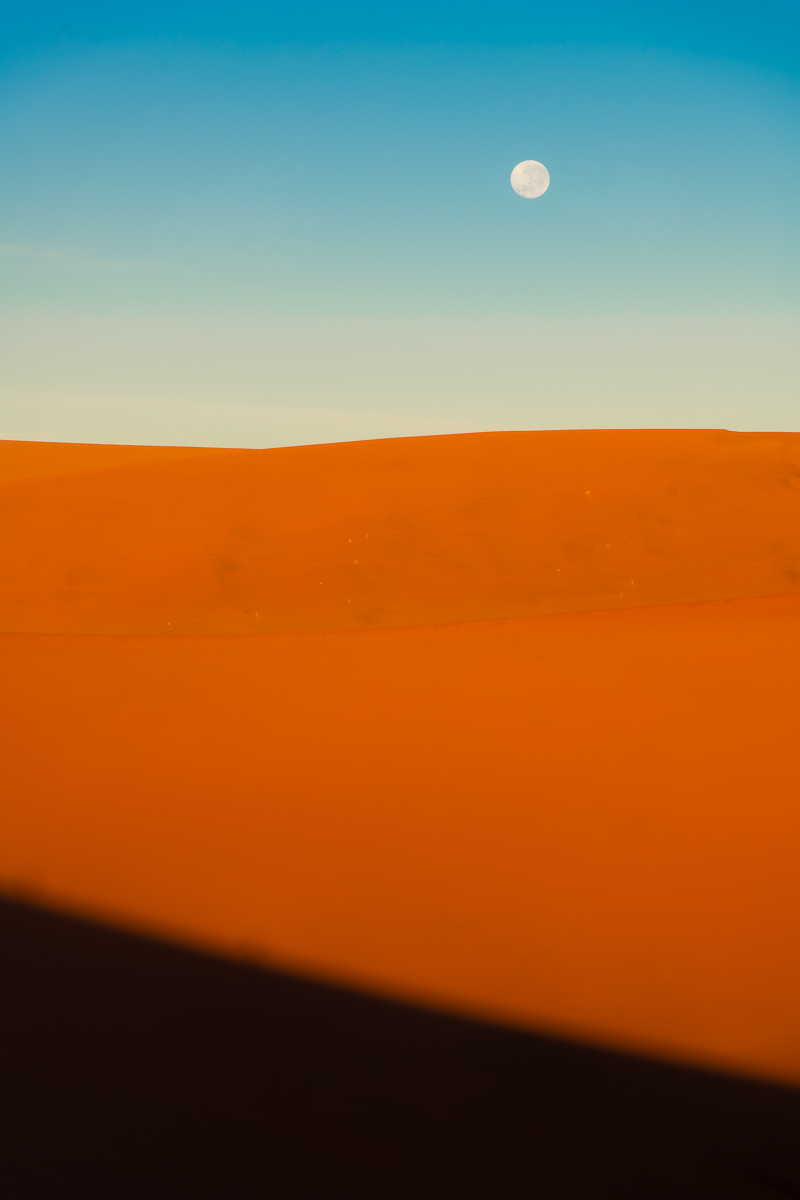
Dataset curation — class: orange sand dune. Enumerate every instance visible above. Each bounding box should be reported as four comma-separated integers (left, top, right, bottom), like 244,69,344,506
2,429,799,635
1,430,799,1085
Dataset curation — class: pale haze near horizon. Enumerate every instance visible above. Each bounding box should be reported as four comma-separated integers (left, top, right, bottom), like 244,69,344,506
1,314,798,448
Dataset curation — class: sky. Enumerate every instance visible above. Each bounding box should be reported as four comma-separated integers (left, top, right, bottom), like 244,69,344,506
1,1,798,446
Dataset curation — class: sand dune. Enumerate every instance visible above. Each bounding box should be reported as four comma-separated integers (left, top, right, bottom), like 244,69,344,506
3,429,799,635
1,430,799,1084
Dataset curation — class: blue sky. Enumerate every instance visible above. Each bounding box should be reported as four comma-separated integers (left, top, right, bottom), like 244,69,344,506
1,1,798,444
4,1,800,70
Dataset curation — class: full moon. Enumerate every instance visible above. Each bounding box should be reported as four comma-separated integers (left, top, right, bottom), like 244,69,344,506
510,160,550,199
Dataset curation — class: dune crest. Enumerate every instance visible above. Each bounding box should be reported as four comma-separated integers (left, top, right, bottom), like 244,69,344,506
1,429,799,635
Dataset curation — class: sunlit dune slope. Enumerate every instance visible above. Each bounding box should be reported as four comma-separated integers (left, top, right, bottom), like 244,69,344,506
2,429,799,634
1,430,800,1086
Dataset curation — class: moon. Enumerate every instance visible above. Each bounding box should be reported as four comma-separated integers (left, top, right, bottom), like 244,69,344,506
510,160,550,199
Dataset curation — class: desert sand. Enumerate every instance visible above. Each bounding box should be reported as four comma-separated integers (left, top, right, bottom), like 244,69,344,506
1,429,799,1084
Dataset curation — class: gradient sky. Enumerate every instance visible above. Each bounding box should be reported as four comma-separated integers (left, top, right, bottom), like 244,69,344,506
1,1,798,445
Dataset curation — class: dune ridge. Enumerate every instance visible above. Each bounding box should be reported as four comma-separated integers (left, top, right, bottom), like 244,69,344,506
2,429,799,636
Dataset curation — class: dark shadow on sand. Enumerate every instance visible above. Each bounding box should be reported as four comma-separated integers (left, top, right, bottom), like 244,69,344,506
0,895,798,1198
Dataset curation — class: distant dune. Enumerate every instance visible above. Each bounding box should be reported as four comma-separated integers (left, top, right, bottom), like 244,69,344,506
1,430,799,1084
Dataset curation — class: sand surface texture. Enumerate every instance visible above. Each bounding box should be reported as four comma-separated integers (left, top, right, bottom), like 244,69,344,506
2,430,799,1083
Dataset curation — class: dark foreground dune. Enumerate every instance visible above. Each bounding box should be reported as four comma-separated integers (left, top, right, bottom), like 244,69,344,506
1,429,799,1195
